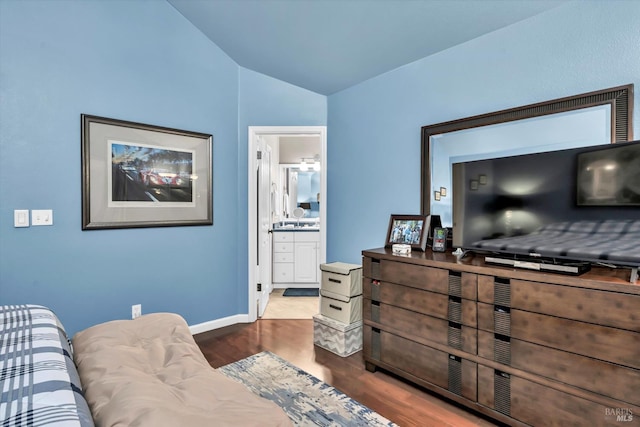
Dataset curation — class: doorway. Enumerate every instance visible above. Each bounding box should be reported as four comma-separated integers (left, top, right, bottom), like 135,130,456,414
247,126,327,323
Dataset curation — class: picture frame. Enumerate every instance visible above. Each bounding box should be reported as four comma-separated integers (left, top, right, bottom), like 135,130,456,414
81,114,213,230
385,214,429,251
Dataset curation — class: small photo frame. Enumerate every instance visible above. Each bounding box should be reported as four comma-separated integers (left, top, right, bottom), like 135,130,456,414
479,174,488,185
434,191,441,201
470,179,479,191
385,214,429,251
440,187,447,197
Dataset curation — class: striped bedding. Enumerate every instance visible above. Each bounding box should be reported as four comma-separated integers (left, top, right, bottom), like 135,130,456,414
0,305,94,426
471,219,640,266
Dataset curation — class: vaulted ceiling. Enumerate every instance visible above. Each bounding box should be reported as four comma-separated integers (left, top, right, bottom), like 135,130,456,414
167,0,567,95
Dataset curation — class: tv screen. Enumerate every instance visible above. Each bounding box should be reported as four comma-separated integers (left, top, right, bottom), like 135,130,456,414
452,141,640,267
577,143,640,206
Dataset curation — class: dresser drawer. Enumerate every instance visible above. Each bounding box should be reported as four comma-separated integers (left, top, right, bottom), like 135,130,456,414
477,330,640,406
478,366,631,426
477,303,640,369
380,260,449,294
364,300,477,355
364,328,477,401
367,281,476,327
478,277,640,332
510,279,640,332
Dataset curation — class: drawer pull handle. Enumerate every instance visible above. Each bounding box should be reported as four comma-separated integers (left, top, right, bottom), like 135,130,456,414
329,304,343,311
329,278,342,284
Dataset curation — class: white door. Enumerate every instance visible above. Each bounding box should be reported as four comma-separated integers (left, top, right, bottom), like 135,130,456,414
257,139,272,317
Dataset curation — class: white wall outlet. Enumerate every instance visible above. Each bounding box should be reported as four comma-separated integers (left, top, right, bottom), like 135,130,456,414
132,304,142,319
14,210,29,227
32,209,53,226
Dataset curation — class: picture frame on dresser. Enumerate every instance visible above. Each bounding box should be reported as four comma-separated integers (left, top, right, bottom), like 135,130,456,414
385,214,429,251
81,114,213,230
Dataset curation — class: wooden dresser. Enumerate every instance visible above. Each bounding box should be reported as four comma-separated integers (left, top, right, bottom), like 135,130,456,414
362,248,639,426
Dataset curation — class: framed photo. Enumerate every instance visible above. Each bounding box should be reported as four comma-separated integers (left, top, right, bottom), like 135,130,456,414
385,214,429,251
81,114,213,230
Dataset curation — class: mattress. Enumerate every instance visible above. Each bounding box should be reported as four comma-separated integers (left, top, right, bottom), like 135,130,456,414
471,219,640,266
72,312,292,427
0,304,94,426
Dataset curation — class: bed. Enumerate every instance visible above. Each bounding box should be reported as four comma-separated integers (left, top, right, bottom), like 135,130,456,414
471,219,640,265
2,305,292,426
0,304,94,426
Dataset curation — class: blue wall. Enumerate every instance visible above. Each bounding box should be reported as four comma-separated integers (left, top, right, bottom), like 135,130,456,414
0,1,326,335
236,68,327,309
2,0,639,334
327,1,640,264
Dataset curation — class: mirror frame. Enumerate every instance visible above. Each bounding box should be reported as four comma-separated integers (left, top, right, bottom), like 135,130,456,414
420,84,634,216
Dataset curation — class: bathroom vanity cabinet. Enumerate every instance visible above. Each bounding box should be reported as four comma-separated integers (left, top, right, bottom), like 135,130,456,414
273,230,320,285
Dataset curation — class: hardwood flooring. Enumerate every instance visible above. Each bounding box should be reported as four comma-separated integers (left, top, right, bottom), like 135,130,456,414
195,319,500,427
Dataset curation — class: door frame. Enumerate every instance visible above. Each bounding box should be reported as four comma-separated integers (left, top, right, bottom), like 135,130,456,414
247,126,327,323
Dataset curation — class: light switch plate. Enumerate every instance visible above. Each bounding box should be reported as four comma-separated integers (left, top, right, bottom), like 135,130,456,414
32,209,53,226
14,210,29,227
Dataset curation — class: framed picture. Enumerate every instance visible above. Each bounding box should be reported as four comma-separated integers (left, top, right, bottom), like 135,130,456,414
81,114,213,230
385,214,429,251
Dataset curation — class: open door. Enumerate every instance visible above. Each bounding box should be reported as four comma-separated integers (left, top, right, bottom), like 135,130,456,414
248,126,327,323
256,138,272,317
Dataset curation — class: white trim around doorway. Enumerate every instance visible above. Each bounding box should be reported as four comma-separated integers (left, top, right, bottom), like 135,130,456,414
247,126,327,323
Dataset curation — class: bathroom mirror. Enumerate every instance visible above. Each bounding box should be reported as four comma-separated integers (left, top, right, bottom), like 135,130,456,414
280,165,320,218
421,84,634,226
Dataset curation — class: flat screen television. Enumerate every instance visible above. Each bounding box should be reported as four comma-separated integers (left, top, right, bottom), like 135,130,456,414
452,141,640,269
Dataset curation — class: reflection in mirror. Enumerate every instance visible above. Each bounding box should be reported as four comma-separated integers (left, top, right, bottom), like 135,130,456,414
280,165,320,218
431,105,611,226
421,85,633,227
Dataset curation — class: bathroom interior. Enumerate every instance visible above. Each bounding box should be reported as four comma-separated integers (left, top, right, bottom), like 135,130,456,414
261,134,322,319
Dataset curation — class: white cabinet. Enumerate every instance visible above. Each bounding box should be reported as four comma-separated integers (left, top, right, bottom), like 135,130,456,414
272,232,294,283
273,231,319,284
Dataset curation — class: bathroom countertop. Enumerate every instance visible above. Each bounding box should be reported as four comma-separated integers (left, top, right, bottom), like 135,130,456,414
272,224,319,232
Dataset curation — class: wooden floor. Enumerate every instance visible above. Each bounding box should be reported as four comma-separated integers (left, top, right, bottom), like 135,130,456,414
195,319,500,427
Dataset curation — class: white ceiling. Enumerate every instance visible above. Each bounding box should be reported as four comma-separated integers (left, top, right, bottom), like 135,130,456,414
167,0,568,95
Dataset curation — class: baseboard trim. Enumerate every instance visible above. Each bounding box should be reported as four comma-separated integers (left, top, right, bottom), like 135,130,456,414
189,314,250,335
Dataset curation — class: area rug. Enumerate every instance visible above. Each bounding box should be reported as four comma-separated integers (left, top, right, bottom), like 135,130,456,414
218,351,397,426
283,288,319,297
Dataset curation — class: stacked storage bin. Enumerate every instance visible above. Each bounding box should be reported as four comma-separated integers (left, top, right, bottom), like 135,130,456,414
313,262,363,356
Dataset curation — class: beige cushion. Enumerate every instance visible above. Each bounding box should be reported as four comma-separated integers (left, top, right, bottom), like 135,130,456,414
73,313,291,427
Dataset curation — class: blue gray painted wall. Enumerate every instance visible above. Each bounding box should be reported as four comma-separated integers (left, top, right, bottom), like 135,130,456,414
2,0,638,334
0,1,326,334
327,1,640,264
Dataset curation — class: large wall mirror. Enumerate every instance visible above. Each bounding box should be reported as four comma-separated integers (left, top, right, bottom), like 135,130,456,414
421,84,634,226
